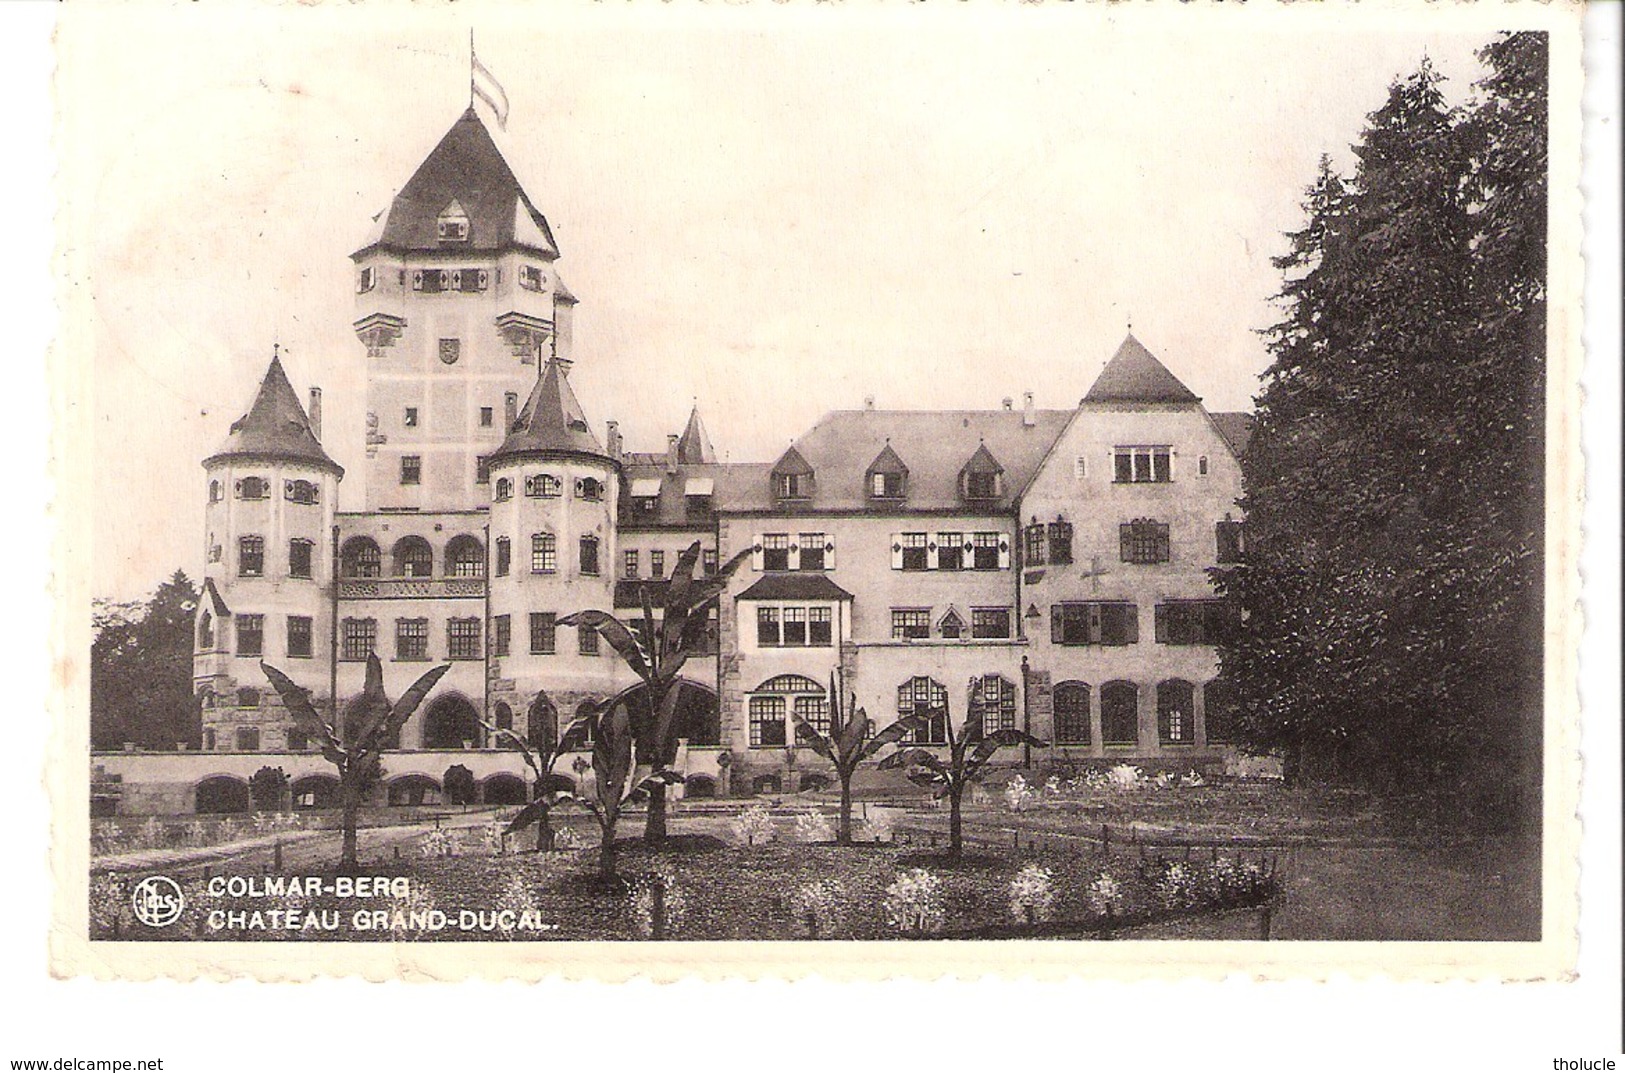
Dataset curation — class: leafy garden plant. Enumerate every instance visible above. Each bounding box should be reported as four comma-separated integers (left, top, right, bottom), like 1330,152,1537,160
792,672,925,845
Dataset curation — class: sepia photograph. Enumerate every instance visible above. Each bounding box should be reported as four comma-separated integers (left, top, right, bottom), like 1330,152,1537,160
35,0,1600,997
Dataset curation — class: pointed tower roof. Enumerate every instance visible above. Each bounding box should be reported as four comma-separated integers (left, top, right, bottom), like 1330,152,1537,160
676,407,716,464
1083,334,1200,404
866,442,909,475
490,359,612,465
355,108,559,259
205,357,342,475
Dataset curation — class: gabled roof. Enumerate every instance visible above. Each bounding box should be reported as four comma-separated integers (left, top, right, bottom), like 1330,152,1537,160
356,108,559,258
204,357,342,475
490,359,611,465
718,409,1070,513
960,441,1004,475
737,574,854,602
199,578,230,618
1083,334,1200,404
676,407,716,464
866,442,909,476
771,445,815,476
1209,411,1255,458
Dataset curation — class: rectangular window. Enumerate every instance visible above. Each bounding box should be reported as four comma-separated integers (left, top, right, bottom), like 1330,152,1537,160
749,697,787,747
1051,602,1139,646
973,532,1002,570
493,614,511,658
475,456,490,485
809,607,833,646
782,607,808,647
795,696,831,737
965,471,999,500
578,624,600,656
235,613,264,657
1155,600,1238,646
529,613,556,655
526,474,562,498
519,264,545,291
1074,456,1088,479
891,608,930,640
479,406,493,427
575,477,604,501
702,549,718,575
238,536,264,577
937,532,964,572
400,456,421,485
396,618,429,661
357,266,377,294
1024,524,1047,567
774,473,811,500
1120,520,1171,564
531,533,557,574
871,471,904,498
762,533,790,571
236,726,261,751
286,616,313,659
1048,520,1075,565
900,532,928,572
288,539,313,579
495,537,510,577
404,407,418,428
972,608,1012,639
1216,520,1245,564
341,618,377,661
1113,446,1172,483
623,549,640,579
579,535,600,576
797,533,825,571
757,606,780,647
447,618,482,660
650,550,665,577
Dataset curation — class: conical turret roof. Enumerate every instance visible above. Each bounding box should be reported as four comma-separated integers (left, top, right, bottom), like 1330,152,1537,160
491,359,612,465
355,108,558,258
676,406,716,464
1083,334,1200,404
205,357,342,475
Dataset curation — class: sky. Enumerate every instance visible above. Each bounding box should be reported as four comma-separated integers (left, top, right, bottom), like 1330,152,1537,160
59,6,1503,601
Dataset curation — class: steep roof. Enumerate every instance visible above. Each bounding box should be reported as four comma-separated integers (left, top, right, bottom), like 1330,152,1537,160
771,445,815,477
1083,334,1200,404
866,442,909,476
960,441,1004,475
355,108,559,258
490,359,612,465
1210,411,1255,458
676,407,716,464
204,357,342,475
721,409,1070,513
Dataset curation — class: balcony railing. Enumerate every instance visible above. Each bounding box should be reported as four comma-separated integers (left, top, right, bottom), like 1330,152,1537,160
338,577,485,600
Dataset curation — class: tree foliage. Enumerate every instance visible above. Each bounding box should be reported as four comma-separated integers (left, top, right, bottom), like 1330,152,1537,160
1215,36,1547,829
91,571,200,750
793,672,923,845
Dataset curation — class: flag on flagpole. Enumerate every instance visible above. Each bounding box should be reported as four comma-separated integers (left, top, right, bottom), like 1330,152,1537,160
472,53,509,130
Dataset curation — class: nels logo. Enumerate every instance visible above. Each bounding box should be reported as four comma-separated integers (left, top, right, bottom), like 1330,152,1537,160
130,876,185,928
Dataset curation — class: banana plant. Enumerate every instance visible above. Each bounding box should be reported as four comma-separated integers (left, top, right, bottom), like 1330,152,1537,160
559,540,751,845
878,679,1048,858
479,714,592,853
571,695,684,878
261,654,450,870
792,672,925,845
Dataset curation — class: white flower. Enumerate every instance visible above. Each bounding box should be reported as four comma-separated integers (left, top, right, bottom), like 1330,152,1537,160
856,811,895,843
1003,775,1034,812
628,869,686,938
792,810,834,843
1180,769,1206,788
1087,873,1122,915
884,869,945,935
419,828,453,858
1007,863,1055,924
1107,764,1144,791
731,804,775,847
789,879,845,938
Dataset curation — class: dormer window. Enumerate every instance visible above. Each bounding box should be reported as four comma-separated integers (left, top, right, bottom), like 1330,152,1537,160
771,446,815,502
437,200,470,243
964,471,999,500
865,443,909,501
958,443,1004,502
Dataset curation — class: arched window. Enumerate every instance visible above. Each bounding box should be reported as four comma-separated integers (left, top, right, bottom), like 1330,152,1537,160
1157,679,1195,745
1053,681,1091,745
1203,680,1234,745
1101,680,1139,746
422,695,481,750
445,535,484,578
494,702,514,733
392,536,433,578
341,537,381,579
198,611,214,649
285,479,319,505
897,676,948,744
574,701,598,745
236,476,269,500
747,674,823,748
494,477,513,501
527,693,558,750
974,674,1018,732
209,480,223,503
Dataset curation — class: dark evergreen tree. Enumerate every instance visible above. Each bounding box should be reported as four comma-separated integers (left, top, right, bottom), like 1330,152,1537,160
90,571,200,750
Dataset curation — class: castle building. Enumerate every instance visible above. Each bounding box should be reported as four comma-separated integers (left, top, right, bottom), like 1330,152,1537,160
175,104,1251,812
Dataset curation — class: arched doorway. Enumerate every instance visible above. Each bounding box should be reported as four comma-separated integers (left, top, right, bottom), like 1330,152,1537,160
483,773,528,805
423,695,481,750
684,774,717,799
387,775,441,807
291,775,341,809
194,776,250,814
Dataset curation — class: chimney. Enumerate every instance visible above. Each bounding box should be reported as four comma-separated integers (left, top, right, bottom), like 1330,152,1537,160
666,434,680,475
606,420,622,459
864,395,875,411
1022,391,1036,427
308,387,322,440
1001,397,1013,411
504,392,519,429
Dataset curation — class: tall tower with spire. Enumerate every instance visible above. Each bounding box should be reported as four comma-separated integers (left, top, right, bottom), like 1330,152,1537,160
351,107,577,512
